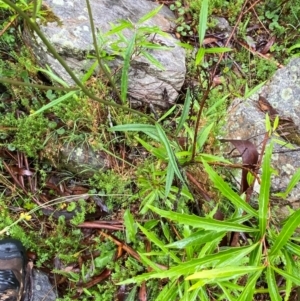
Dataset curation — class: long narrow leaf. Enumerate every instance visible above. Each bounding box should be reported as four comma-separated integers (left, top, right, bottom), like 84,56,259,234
137,223,181,263
155,123,185,183
198,0,208,46
186,266,263,280
282,250,293,301
269,209,300,256
259,143,273,236
121,33,136,102
176,88,192,135
197,122,214,150
239,270,263,301
148,205,259,232
275,168,300,198
109,124,156,133
137,4,163,24
165,162,174,197
118,244,259,284
30,91,78,116
166,230,225,249
272,266,300,286
266,267,281,301
202,160,258,217
218,282,237,301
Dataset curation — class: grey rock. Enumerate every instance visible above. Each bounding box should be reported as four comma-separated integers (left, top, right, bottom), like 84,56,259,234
26,0,186,107
31,269,56,301
212,16,232,36
57,142,110,178
223,58,300,220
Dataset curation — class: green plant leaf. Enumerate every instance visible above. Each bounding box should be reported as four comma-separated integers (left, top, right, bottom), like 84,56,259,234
198,0,208,46
239,269,263,301
176,88,192,135
165,162,174,197
140,50,165,70
126,285,137,301
121,32,136,103
204,47,232,53
118,243,259,284
156,279,178,301
269,209,300,256
202,160,258,217
186,266,263,280
104,20,133,36
30,91,78,116
266,267,281,301
195,47,205,66
282,250,293,301
166,230,226,249
259,142,273,236
275,168,300,198
155,123,185,183
218,282,237,301
137,223,181,263
148,206,259,232
271,266,300,286
244,81,266,99
124,209,137,243
197,122,214,150
137,4,163,24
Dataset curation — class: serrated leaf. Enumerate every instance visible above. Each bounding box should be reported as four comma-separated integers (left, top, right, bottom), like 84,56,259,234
259,143,273,236
118,243,259,284
166,230,225,249
269,209,300,256
202,160,258,217
121,33,136,102
137,4,163,24
267,267,281,301
148,205,259,232
155,123,185,183
137,223,181,263
176,88,192,135
186,266,263,280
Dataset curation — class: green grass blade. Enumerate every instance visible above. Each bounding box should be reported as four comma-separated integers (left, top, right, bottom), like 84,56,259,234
218,282,237,301
176,88,192,135
198,0,208,46
166,230,226,249
275,168,300,198
266,267,281,301
197,122,214,150
202,160,258,217
124,209,137,244
137,223,181,263
104,20,133,36
239,270,263,301
118,244,259,284
30,91,78,116
282,250,293,301
272,266,300,286
137,4,163,24
259,143,273,236
186,266,263,281
140,50,165,70
148,206,259,232
269,209,300,256
204,47,232,53
165,162,174,197
109,123,156,133
156,279,178,301
121,32,136,103
155,123,185,183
